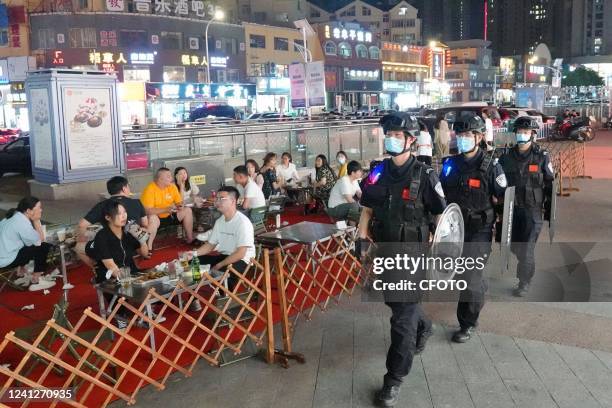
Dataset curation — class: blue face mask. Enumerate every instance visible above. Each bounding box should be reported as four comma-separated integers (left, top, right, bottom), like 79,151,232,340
516,132,532,144
456,136,476,153
385,137,406,155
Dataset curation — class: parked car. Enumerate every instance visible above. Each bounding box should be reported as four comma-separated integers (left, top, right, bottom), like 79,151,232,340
499,108,555,126
0,129,20,145
0,136,31,176
188,104,236,122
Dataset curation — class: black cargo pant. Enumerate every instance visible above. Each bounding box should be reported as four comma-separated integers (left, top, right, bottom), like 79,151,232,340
383,302,431,387
510,207,543,284
456,225,493,330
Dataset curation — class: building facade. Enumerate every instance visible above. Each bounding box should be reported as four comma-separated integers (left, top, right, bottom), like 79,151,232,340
315,22,382,109
243,22,319,113
445,39,496,102
380,41,428,109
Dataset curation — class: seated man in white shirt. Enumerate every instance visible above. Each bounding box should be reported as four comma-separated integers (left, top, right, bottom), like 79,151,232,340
233,165,266,207
193,186,256,288
326,160,363,222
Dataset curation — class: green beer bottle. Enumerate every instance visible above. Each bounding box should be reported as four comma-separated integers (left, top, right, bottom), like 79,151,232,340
191,250,201,281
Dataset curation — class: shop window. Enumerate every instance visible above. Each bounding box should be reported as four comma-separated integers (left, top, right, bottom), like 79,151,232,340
249,63,266,77
163,66,185,82
338,42,352,58
369,46,380,60
293,39,304,52
197,69,208,83
221,37,237,54
161,31,182,50
0,28,7,47
120,30,147,48
274,37,289,51
69,28,97,48
324,41,337,55
38,29,56,49
228,69,240,82
124,67,150,82
217,70,227,83
250,34,266,49
355,44,368,58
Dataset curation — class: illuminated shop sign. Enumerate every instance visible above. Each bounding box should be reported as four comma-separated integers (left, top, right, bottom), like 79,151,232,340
146,82,256,100
210,56,228,68
130,52,156,64
345,69,379,80
181,54,208,66
52,50,65,65
324,25,372,43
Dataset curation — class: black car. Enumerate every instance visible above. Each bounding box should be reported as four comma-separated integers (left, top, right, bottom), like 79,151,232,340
0,136,31,177
188,104,236,122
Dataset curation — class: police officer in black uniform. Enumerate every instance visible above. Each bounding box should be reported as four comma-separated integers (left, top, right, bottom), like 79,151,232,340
439,114,507,343
359,112,447,407
498,116,555,297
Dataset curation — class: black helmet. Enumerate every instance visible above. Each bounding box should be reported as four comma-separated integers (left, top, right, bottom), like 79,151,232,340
512,116,539,132
453,114,486,134
379,112,419,135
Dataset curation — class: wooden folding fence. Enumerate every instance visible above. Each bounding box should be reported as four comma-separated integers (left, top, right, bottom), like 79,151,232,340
0,249,276,407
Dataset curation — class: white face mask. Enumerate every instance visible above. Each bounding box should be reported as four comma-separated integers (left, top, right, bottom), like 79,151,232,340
338,157,346,165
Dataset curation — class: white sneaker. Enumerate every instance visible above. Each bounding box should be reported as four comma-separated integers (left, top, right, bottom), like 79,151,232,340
13,274,31,287
29,280,56,291
152,313,167,323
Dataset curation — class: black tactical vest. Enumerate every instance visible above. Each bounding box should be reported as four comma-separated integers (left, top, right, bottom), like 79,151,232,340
501,145,546,209
368,159,431,243
442,152,495,228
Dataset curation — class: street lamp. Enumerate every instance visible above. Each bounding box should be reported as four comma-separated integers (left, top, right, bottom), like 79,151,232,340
205,9,224,84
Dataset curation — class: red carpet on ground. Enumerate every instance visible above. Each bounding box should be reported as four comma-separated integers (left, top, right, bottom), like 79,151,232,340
0,205,336,407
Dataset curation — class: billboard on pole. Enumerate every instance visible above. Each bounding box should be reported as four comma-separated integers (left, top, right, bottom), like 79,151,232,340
306,61,326,107
289,63,306,108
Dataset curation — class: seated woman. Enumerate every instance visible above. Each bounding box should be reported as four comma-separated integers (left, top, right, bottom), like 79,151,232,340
174,167,203,207
86,200,148,284
308,154,337,213
86,200,149,328
246,159,264,189
276,152,300,189
0,197,55,291
260,152,281,199
335,150,349,178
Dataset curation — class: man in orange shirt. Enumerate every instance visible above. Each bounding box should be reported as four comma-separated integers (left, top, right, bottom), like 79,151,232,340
141,167,194,249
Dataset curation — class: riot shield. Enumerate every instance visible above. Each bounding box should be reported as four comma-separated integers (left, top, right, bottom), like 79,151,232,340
429,203,464,281
549,175,558,244
500,186,516,273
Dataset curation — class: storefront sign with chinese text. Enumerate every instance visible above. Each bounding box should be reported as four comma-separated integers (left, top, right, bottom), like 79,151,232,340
324,25,371,43
181,54,208,66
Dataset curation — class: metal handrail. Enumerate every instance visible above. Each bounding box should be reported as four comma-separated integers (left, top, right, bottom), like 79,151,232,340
121,120,382,144
123,117,382,140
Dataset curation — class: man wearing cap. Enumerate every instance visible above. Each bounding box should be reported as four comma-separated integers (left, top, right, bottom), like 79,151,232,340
498,116,555,297
439,114,507,343
358,112,447,407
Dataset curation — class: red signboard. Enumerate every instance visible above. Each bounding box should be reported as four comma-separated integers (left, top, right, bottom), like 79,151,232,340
325,71,337,88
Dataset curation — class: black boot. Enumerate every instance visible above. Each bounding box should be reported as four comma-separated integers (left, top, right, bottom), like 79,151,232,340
415,323,433,354
375,385,400,407
452,326,475,343
512,281,529,297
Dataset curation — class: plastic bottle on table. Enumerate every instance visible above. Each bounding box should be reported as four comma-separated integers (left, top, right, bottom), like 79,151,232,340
191,250,201,281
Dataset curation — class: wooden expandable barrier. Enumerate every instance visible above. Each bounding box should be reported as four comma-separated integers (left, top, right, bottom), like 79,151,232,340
0,249,276,407
270,230,363,367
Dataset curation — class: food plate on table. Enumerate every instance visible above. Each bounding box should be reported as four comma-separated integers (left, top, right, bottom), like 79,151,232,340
133,270,169,286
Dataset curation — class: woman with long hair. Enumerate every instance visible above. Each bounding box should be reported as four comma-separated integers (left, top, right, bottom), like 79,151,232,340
311,154,336,211
245,159,264,188
260,152,281,198
174,167,203,207
276,152,300,188
0,197,54,291
335,150,349,178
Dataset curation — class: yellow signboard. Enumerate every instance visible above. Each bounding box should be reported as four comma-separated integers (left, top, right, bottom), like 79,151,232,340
190,175,206,185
